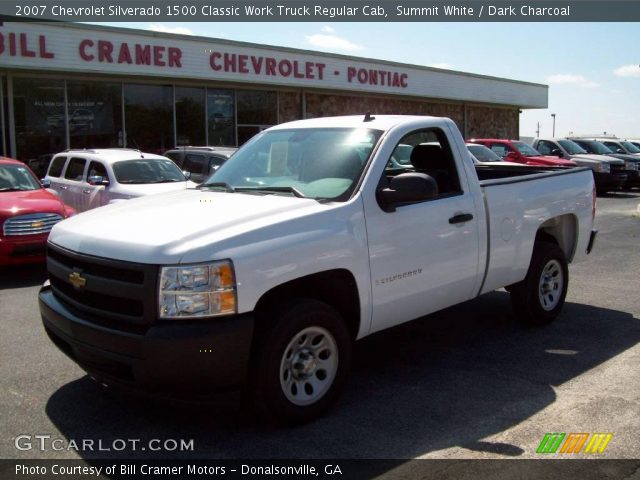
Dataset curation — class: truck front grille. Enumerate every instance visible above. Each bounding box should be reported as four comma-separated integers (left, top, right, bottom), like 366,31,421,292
3,213,63,236
46,244,158,331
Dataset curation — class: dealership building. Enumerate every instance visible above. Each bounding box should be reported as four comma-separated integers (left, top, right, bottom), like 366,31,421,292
0,21,547,162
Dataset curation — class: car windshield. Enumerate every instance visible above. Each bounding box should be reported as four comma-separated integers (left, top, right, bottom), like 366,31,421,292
620,141,640,153
467,144,502,162
0,164,41,192
575,140,613,155
558,140,587,155
512,142,541,157
112,159,186,184
204,128,383,201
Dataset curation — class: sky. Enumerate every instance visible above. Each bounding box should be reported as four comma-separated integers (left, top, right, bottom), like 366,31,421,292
96,21,640,139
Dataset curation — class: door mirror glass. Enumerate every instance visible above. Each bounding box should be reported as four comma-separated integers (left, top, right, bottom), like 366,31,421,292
40,178,51,188
88,175,109,186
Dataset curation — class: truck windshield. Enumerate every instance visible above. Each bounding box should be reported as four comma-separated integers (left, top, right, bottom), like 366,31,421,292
558,140,588,155
205,128,383,201
112,159,186,184
0,164,41,192
620,141,640,154
575,140,613,155
512,142,542,157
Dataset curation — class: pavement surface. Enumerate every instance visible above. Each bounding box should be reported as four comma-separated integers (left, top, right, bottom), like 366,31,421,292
1,193,639,462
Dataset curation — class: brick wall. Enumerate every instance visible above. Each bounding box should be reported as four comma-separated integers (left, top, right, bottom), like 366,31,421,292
282,92,519,139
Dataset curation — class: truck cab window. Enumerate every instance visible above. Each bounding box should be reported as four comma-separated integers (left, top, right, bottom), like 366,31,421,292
386,129,462,198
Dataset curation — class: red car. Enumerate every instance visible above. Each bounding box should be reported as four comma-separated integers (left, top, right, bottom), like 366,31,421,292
0,157,75,266
468,139,577,167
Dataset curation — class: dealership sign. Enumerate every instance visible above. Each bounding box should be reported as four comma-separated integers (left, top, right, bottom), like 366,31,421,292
0,22,547,107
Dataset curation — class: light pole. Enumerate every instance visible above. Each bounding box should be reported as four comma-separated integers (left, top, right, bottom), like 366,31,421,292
551,113,556,137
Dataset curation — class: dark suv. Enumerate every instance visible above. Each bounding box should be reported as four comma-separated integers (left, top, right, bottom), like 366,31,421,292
164,146,237,184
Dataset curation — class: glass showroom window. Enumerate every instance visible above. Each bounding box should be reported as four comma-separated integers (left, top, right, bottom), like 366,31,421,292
236,90,277,145
68,81,123,150
176,86,205,147
124,84,173,153
207,88,235,147
12,78,66,162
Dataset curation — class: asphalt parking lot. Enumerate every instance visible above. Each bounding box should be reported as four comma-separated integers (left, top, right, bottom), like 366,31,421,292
1,193,639,461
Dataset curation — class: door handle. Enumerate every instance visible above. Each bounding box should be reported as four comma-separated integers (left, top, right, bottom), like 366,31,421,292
59,185,68,190
449,213,474,224
82,189,92,194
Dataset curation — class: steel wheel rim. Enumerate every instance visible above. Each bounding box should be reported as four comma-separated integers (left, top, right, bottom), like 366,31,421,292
538,259,563,311
279,326,339,406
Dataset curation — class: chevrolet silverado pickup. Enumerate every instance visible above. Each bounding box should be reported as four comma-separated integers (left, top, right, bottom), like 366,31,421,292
39,115,597,424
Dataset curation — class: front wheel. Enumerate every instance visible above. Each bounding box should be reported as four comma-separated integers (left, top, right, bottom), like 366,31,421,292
250,299,352,425
510,241,569,326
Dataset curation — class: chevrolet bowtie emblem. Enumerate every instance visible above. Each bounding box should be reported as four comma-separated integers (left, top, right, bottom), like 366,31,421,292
68,271,87,290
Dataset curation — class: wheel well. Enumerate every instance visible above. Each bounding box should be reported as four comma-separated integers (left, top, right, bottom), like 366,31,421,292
536,214,578,261
254,270,361,340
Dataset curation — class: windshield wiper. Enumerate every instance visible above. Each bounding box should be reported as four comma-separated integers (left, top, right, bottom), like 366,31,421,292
0,187,31,192
198,182,236,192
147,179,182,183
235,186,307,198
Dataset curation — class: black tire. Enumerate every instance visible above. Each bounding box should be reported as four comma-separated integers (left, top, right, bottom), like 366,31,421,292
510,241,569,326
250,299,352,425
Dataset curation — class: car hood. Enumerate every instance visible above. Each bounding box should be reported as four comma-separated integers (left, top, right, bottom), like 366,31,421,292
0,188,68,219
49,189,331,264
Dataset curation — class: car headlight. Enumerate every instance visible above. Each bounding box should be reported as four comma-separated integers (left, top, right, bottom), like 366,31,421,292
595,163,610,173
624,161,637,170
159,261,237,319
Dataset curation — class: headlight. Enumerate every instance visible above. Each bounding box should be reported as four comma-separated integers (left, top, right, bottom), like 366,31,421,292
624,161,637,170
595,163,610,173
159,261,237,319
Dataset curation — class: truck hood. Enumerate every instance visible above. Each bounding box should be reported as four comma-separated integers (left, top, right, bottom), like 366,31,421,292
523,155,575,166
49,189,329,264
0,188,69,219
606,153,640,163
571,154,623,165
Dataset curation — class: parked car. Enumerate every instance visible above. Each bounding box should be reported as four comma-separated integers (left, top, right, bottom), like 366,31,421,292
467,138,577,167
532,138,628,194
627,140,640,150
466,143,527,166
0,157,75,266
164,146,237,184
40,115,597,424
44,148,196,213
568,138,640,189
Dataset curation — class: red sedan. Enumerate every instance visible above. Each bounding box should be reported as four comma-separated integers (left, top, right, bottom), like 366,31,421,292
468,139,577,167
0,157,75,266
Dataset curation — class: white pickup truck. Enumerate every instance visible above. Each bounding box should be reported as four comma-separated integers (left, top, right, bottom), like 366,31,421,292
39,115,597,424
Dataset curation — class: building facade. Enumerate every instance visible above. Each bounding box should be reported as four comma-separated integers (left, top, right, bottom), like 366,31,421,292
0,21,547,162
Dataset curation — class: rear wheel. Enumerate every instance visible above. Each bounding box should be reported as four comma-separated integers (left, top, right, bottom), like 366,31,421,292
511,241,568,325
250,299,352,424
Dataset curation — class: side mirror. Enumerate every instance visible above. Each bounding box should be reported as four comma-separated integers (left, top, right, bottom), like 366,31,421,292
378,173,438,212
616,148,625,154
41,178,51,188
88,175,109,186
182,170,192,180
504,151,517,159
551,149,563,158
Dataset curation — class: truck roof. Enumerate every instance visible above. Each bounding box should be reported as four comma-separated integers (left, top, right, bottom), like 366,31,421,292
268,115,453,132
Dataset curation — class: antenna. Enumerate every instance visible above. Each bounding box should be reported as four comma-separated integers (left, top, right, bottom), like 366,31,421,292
363,112,375,122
